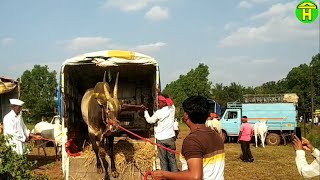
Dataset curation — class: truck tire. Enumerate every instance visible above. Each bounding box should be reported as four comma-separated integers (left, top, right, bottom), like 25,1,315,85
221,131,227,143
266,133,281,146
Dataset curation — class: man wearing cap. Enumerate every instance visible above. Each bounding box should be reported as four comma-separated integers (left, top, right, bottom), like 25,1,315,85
3,99,30,155
237,116,254,162
144,94,178,172
206,113,222,135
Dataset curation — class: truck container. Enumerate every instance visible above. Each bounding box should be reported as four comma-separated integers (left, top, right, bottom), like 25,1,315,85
57,50,160,179
221,94,299,145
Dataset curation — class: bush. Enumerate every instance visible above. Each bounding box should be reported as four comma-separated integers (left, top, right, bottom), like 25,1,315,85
299,123,320,148
0,134,48,180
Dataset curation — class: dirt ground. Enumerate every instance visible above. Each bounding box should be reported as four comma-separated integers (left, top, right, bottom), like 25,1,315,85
28,147,64,180
29,126,190,180
30,124,318,180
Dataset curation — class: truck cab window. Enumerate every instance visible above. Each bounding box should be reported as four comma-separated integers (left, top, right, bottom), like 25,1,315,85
226,111,237,119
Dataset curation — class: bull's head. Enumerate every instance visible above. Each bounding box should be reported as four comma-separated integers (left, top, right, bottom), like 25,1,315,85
93,72,120,126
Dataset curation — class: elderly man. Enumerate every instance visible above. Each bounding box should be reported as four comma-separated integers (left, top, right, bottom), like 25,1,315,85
3,99,30,155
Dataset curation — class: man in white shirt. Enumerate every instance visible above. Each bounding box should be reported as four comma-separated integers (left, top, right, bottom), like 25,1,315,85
292,135,319,178
3,99,30,155
144,95,178,172
173,118,179,139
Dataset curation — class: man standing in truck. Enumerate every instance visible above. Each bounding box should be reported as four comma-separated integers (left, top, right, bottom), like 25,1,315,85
237,116,254,162
144,95,178,172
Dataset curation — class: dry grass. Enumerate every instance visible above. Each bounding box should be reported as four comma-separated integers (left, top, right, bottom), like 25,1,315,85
30,122,319,180
224,143,319,180
178,122,319,180
81,138,157,177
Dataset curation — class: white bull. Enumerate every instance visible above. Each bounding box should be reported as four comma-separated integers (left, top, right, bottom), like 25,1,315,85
32,119,62,159
253,121,268,148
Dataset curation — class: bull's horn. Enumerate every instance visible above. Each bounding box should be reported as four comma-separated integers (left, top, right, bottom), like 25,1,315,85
104,83,111,100
103,71,107,83
113,72,119,99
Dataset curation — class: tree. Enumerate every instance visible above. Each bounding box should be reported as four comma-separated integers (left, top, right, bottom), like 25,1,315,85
163,63,212,118
310,53,320,109
285,64,311,112
163,63,212,104
20,65,57,121
212,83,255,110
253,53,320,115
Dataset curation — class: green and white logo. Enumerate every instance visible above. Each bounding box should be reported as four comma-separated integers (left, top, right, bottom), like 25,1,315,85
296,0,319,23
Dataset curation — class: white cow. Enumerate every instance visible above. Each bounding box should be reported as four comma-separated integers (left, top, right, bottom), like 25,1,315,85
32,119,62,159
253,121,268,148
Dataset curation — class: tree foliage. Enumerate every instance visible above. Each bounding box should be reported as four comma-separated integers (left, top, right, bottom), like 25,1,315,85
310,53,320,110
212,83,255,110
162,53,320,119
163,63,212,117
163,63,212,105
20,65,57,121
0,135,47,179
255,53,320,114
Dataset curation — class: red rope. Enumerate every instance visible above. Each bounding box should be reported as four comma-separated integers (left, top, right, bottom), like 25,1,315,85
31,134,63,144
116,124,179,155
114,123,180,179
65,126,81,157
31,126,81,157
144,170,152,180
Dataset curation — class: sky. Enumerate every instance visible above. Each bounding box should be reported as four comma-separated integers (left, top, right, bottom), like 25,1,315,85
0,0,319,88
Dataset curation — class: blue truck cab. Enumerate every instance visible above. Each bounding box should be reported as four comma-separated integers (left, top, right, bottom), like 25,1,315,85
207,99,222,117
220,94,299,145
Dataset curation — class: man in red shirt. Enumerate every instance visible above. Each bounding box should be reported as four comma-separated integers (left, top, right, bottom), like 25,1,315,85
237,116,254,162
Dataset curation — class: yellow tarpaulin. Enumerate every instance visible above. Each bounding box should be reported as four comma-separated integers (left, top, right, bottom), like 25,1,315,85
0,79,17,95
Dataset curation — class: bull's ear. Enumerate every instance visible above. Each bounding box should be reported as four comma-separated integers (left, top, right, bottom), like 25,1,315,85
113,72,119,99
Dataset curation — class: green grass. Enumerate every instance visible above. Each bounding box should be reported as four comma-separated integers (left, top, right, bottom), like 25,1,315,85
177,121,320,179
299,123,320,148
25,122,36,130
179,121,189,132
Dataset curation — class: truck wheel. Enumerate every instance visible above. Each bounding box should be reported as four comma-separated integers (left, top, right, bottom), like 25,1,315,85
266,133,281,146
221,131,227,143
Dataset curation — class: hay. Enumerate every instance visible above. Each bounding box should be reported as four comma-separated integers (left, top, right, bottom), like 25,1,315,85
79,139,157,178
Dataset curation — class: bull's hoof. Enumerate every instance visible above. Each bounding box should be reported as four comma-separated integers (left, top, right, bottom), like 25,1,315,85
111,170,119,178
104,175,110,180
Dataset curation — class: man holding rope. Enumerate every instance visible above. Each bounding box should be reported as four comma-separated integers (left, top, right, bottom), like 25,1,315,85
3,99,39,155
144,94,178,172
151,96,225,180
